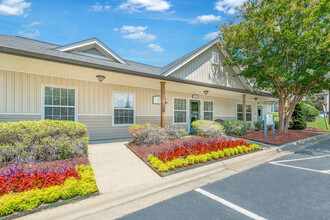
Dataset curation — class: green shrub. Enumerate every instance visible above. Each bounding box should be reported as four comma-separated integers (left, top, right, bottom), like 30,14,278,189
199,154,208,163
191,120,225,138
205,153,212,161
0,120,88,166
223,149,230,157
224,120,251,136
233,147,238,155
165,124,188,139
229,148,235,156
271,112,279,117
242,146,248,152
237,146,243,153
211,151,219,159
147,154,154,161
0,165,98,216
158,164,169,172
172,158,183,168
289,103,307,130
217,150,225,158
301,102,319,122
254,120,279,131
165,161,175,170
186,155,195,165
302,100,315,108
128,123,165,145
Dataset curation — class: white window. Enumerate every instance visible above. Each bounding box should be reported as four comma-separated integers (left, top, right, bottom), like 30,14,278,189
212,51,219,65
237,104,252,121
174,98,187,123
204,101,214,120
113,93,134,125
44,86,76,121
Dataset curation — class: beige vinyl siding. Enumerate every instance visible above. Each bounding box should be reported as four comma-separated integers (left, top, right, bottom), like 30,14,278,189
0,114,41,122
170,45,245,90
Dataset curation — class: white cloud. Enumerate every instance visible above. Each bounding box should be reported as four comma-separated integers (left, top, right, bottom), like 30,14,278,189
119,25,147,33
147,43,165,52
22,21,41,28
0,0,31,16
191,14,221,24
18,29,39,38
203,32,219,40
123,31,156,42
92,2,111,11
119,0,171,12
117,25,156,42
215,0,244,14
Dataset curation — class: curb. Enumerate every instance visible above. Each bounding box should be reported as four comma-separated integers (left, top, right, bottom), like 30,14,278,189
278,133,330,151
22,147,290,220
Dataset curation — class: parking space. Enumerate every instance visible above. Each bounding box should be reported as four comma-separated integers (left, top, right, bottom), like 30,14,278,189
120,139,330,220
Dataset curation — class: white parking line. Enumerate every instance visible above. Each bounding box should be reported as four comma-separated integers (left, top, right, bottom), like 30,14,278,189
274,155,330,163
269,162,330,175
195,188,267,220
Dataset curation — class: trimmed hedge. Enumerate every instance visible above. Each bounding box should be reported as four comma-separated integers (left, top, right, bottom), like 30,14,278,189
0,120,89,166
254,120,279,131
224,120,251,135
301,103,319,122
191,120,225,138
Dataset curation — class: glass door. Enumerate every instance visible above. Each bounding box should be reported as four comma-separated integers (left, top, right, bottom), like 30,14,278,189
190,100,200,133
257,105,263,121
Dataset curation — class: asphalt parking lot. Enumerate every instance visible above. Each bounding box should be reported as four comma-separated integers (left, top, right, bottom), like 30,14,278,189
121,139,330,220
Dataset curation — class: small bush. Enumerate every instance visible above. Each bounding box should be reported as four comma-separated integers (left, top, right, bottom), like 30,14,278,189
158,164,169,172
217,150,225,158
186,155,195,165
191,120,225,138
223,149,230,157
165,161,175,170
289,103,307,130
271,112,279,117
205,153,212,161
211,151,219,159
199,154,208,163
0,120,88,166
224,120,251,136
237,146,243,153
254,120,279,131
301,103,319,122
165,124,188,139
129,123,165,145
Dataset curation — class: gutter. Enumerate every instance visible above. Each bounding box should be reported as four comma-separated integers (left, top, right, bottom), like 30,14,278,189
0,46,276,98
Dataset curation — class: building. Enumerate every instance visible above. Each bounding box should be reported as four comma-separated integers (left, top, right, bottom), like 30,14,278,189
0,35,277,141
315,91,329,113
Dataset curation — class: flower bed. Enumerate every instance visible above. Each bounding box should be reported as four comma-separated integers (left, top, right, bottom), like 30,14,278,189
146,139,261,173
0,165,98,216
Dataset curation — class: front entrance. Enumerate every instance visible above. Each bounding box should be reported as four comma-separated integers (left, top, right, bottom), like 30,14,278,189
190,100,200,133
257,105,263,121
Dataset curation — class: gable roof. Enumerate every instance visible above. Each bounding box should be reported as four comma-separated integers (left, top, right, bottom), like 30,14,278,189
161,38,220,76
55,38,128,64
0,34,275,97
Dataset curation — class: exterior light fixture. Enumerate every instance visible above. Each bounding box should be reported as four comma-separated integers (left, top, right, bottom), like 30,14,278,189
203,90,209,95
254,97,258,101
96,75,105,83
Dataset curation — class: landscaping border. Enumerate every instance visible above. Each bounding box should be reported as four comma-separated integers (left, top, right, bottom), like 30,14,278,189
0,192,99,220
229,132,330,151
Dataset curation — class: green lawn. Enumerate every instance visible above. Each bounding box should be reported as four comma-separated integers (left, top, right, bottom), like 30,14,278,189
307,117,330,133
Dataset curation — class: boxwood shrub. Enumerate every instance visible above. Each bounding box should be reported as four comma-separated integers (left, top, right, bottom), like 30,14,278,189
224,120,251,135
191,120,225,138
0,120,89,166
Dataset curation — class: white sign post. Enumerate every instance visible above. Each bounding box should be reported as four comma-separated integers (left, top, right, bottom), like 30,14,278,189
264,113,275,138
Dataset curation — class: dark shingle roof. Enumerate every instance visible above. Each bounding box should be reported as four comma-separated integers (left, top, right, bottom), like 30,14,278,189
0,35,163,75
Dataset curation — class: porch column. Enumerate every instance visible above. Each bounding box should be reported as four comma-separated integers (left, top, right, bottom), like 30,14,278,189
160,81,166,128
243,94,246,121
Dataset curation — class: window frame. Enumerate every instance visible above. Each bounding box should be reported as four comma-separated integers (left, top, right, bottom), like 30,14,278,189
203,100,214,121
211,51,220,65
41,84,78,122
173,97,187,124
236,103,252,122
112,91,136,126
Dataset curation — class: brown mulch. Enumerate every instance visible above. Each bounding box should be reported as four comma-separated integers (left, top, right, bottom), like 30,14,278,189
305,127,325,131
0,156,90,173
233,130,319,145
126,136,227,160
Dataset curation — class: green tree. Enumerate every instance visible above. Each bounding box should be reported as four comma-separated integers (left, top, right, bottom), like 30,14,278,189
219,0,330,132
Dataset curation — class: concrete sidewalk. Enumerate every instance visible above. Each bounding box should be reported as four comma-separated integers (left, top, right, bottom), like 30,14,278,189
88,140,160,194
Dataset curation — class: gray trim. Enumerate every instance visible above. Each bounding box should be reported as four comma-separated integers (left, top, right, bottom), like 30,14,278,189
0,114,41,122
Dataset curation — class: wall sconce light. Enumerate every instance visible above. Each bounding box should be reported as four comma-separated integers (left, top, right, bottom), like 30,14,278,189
96,75,105,83
203,90,209,95
165,101,168,110
254,97,258,102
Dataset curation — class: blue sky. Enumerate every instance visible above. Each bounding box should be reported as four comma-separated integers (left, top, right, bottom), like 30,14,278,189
0,0,243,66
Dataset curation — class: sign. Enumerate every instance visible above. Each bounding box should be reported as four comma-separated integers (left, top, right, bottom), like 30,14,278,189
266,113,274,125
153,96,166,104
264,113,275,138
192,94,199,99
